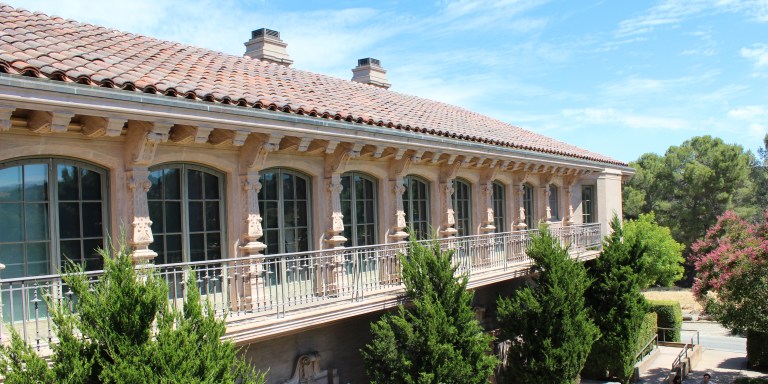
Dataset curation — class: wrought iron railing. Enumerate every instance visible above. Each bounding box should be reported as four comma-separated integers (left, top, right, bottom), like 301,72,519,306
0,223,601,350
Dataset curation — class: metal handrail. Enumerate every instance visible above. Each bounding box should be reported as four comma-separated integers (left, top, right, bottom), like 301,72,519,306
0,223,602,350
671,337,695,380
635,334,658,363
657,327,700,345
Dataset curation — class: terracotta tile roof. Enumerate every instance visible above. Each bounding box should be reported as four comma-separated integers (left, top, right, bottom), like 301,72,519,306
0,4,626,166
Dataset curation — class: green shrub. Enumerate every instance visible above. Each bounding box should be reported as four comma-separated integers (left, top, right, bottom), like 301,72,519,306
747,329,768,370
635,312,658,357
648,300,682,342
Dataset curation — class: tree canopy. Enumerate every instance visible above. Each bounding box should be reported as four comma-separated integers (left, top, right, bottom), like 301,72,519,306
496,227,598,384
623,135,755,248
691,210,768,334
361,237,496,384
624,212,685,288
0,241,265,384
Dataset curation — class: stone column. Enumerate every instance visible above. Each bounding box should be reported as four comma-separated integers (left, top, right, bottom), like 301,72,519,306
439,181,458,238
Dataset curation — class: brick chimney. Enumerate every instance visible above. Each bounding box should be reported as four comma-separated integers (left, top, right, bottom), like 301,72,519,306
244,28,293,66
351,58,390,89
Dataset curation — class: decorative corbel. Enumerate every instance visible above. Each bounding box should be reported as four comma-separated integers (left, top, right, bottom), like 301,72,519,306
81,116,127,138
430,152,443,164
297,137,313,152
394,148,408,160
563,175,579,225
169,124,194,143
373,145,385,158
125,120,172,167
325,140,340,154
27,110,74,134
195,125,214,143
0,105,15,132
238,133,280,255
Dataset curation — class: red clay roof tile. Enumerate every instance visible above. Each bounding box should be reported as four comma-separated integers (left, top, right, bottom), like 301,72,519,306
0,3,624,166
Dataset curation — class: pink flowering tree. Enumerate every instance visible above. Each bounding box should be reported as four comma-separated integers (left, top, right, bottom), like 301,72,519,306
691,210,768,334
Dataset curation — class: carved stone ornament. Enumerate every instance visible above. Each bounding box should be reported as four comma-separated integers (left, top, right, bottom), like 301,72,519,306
281,352,339,384
440,182,458,237
0,105,14,132
324,177,347,247
389,179,409,242
239,173,266,254
126,169,157,262
125,121,172,167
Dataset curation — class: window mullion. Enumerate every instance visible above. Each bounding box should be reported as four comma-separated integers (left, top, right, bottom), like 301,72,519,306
49,160,59,274
181,166,191,262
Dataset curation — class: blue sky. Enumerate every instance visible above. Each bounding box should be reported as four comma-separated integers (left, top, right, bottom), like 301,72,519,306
9,0,768,163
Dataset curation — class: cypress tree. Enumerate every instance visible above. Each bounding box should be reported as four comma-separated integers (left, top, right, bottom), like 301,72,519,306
583,216,648,383
496,226,598,384
361,236,497,384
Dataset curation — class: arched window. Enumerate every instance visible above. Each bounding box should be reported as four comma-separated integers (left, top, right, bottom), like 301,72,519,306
341,172,377,247
453,179,472,237
548,185,560,220
258,169,311,254
523,183,535,229
492,182,506,232
0,158,108,276
403,175,430,240
148,164,225,264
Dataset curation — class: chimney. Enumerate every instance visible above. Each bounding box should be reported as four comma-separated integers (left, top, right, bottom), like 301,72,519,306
351,58,390,89
244,28,293,66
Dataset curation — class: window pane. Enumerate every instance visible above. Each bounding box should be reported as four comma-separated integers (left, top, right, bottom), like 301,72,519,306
207,233,221,260
148,201,163,233
80,168,102,200
0,166,22,201
189,234,205,262
296,200,307,227
341,175,351,201
82,202,103,238
264,201,278,228
27,241,50,275
24,164,48,201
151,234,165,262
295,175,307,200
296,228,308,252
166,234,183,264
163,168,181,200
187,170,203,200
165,202,182,233
188,201,204,232
0,243,23,275
205,201,220,231
60,239,81,265
204,173,219,200
58,202,81,239
57,165,79,201
0,203,23,242
148,170,164,199
262,172,277,200
25,203,49,241
283,201,296,227
83,238,104,271
364,178,374,199
282,173,294,199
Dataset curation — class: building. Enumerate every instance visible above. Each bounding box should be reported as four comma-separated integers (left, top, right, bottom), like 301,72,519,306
0,4,632,383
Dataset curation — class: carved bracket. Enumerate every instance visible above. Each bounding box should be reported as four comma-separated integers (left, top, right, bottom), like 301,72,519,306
125,121,172,167
0,105,15,132
125,169,157,262
324,144,356,176
81,116,127,138
240,133,281,171
27,110,74,134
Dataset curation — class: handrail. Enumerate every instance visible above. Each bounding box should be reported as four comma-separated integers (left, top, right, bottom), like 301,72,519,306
657,327,700,345
635,333,658,363
671,336,695,380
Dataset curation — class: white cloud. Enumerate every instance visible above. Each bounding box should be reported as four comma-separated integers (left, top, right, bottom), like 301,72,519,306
561,107,690,130
728,105,768,119
740,44,768,67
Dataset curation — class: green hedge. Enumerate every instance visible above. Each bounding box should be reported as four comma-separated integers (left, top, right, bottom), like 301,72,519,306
747,329,768,370
635,312,658,356
648,300,682,342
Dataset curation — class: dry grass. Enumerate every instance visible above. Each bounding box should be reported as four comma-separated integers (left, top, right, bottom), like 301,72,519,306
642,287,704,314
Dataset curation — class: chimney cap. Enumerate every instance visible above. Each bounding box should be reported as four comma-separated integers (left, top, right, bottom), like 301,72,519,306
251,28,281,40
357,57,382,67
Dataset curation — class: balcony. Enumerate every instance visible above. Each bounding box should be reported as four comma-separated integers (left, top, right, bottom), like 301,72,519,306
0,223,601,351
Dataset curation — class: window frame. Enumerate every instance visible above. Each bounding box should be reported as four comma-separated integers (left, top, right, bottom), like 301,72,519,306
147,163,227,264
340,172,378,247
581,185,595,224
523,183,535,229
258,168,313,255
492,181,506,232
452,178,472,237
403,175,431,240
548,184,560,221
0,157,110,275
